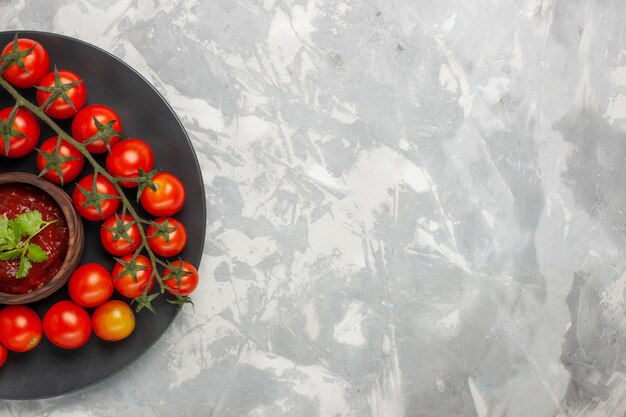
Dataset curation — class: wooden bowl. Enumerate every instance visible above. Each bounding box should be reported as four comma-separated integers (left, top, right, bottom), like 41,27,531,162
0,172,84,304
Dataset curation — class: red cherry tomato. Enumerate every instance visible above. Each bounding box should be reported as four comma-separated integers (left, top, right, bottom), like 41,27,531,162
72,174,120,221
36,136,85,184
146,217,187,257
36,70,87,119
105,139,154,188
68,264,114,308
112,254,154,299
0,306,42,352
0,106,40,158
140,172,186,217
43,301,91,349
163,260,199,296
100,214,141,256
71,105,122,154
1,37,50,88
92,300,136,342
0,344,6,368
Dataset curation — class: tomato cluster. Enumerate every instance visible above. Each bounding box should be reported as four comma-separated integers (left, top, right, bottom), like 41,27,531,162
0,37,201,365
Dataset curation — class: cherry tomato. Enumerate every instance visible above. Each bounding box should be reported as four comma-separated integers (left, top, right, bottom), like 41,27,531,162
43,301,91,349
68,264,114,308
72,174,120,221
0,106,40,158
140,172,186,217
0,344,6,368
71,105,122,154
146,217,187,257
105,139,154,188
1,37,50,88
100,214,141,256
112,254,154,299
36,70,87,119
36,137,85,184
0,306,42,352
92,300,135,342
163,261,199,296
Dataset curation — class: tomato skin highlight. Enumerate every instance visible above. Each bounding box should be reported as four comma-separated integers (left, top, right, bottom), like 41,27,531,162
100,214,141,256
36,70,87,119
0,106,40,158
71,105,122,154
146,217,187,257
92,300,135,341
1,38,50,88
140,172,186,217
43,301,91,349
72,174,120,221
163,261,199,296
112,254,154,299
0,306,42,352
36,137,85,184
105,139,154,188
0,344,7,367
68,264,114,308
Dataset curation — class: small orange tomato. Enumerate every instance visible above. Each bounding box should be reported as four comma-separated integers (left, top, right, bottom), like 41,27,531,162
92,300,136,341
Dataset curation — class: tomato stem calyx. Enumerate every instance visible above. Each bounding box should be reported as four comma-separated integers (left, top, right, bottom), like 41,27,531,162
104,213,137,244
84,116,125,154
76,171,121,218
0,34,36,75
35,66,83,113
147,218,177,244
166,293,194,311
0,104,27,156
35,143,79,186
132,293,159,314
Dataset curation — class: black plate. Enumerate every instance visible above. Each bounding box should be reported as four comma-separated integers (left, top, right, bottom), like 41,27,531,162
0,31,206,400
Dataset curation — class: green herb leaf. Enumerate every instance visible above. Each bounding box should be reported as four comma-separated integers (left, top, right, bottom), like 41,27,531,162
0,210,53,279
0,214,17,251
11,210,44,237
26,243,48,263
17,255,32,279
0,248,21,261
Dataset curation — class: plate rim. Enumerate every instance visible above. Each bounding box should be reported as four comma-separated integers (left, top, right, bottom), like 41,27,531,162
0,29,207,400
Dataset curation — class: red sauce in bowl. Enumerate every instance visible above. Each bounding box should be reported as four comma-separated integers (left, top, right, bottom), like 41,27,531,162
0,184,69,294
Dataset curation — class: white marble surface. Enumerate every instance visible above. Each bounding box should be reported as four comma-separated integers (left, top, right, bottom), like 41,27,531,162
3,0,626,415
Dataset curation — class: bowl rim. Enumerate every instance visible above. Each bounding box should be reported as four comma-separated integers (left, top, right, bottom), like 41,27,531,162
0,172,84,303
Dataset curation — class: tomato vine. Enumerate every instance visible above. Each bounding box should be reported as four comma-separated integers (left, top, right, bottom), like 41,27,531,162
0,65,193,313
